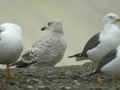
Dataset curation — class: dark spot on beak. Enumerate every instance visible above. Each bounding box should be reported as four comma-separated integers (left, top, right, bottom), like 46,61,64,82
41,26,47,31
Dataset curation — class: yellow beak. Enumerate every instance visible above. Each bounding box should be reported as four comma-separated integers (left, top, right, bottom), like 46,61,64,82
116,18,120,22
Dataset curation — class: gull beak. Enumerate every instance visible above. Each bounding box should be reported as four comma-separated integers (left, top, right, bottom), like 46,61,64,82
116,18,120,22
41,26,47,31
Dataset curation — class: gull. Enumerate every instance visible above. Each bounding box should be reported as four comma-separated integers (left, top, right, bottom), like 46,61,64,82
11,20,67,68
69,13,120,63
88,46,120,83
0,23,23,78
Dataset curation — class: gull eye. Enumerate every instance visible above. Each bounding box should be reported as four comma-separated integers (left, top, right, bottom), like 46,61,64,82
109,16,114,19
48,22,53,26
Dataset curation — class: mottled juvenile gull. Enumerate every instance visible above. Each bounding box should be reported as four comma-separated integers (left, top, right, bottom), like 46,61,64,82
11,20,67,68
0,23,23,78
69,13,120,63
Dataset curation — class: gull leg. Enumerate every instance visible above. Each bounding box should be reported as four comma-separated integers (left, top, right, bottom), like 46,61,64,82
7,64,15,78
97,75,104,84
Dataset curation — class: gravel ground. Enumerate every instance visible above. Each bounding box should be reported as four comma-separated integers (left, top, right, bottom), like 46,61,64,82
0,62,120,90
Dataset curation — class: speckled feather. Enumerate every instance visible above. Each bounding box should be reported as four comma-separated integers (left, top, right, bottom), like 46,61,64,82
11,20,67,68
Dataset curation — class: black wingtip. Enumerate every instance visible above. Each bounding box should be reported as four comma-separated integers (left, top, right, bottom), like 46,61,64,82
11,61,37,68
87,69,98,76
80,69,98,79
68,53,81,58
68,55,75,58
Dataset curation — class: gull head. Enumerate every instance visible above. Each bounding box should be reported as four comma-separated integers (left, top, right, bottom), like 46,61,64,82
41,20,63,34
0,23,22,34
103,13,120,24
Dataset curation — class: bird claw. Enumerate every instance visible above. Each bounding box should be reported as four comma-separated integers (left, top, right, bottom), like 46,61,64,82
97,76,104,84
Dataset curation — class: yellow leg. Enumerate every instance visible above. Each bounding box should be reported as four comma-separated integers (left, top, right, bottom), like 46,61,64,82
7,64,15,79
97,76,104,84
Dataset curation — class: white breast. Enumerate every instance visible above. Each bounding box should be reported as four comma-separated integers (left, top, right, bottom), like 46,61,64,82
0,29,23,64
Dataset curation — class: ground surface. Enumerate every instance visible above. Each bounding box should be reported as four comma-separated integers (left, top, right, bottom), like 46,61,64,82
0,62,120,90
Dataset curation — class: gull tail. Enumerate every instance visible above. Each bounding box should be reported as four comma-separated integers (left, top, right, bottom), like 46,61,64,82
68,53,87,61
10,60,37,68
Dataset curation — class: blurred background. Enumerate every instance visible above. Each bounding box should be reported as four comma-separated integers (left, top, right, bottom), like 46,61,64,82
0,0,120,66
